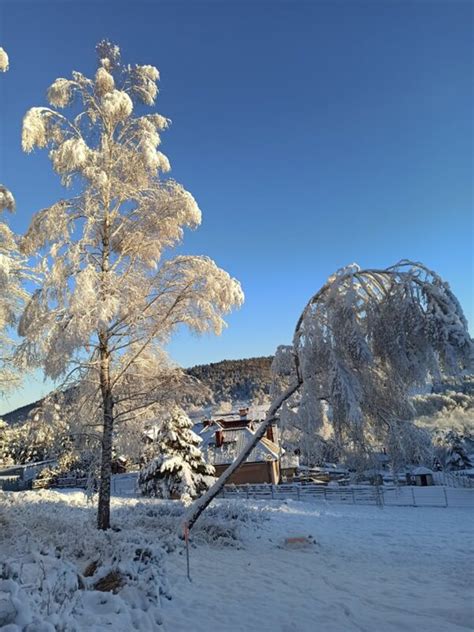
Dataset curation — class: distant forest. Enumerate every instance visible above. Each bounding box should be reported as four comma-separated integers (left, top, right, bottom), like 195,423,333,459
187,356,273,404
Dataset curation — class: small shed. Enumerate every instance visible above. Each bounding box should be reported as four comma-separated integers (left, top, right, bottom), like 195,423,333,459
411,466,434,487
280,453,300,481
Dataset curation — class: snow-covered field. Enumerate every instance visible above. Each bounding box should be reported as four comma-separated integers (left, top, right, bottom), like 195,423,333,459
1,489,473,631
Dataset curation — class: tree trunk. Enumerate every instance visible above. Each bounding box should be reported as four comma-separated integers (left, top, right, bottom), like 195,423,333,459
97,343,114,530
97,192,113,530
183,380,300,532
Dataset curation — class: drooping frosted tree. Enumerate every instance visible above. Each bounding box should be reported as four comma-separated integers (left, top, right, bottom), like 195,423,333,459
138,406,215,502
272,261,472,469
185,260,473,529
19,41,243,529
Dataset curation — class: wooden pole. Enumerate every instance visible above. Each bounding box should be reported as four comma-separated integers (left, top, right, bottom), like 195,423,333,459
184,523,191,582
183,381,301,531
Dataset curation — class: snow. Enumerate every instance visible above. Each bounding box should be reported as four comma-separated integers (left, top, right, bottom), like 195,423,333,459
201,425,279,466
166,501,474,632
0,489,472,631
411,466,434,475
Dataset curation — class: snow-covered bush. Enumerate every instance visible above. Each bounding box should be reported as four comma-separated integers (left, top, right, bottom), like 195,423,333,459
0,491,169,630
118,499,268,550
138,407,215,502
0,489,268,629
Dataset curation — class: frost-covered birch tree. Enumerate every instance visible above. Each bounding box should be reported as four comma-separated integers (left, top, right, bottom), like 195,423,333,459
271,261,472,469
18,41,243,530
0,46,28,392
185,260,473,529
0,193,25,392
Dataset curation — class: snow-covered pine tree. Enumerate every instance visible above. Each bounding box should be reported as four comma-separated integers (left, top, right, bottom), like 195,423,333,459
18,41,243,529
444,431,473,471
138,407,215,502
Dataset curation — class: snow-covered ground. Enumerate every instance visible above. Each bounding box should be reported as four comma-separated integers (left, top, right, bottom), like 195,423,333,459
166,501,473,632
1,489,473,631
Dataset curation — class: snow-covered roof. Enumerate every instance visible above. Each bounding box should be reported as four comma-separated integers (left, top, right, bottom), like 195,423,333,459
300,464,349,474
0,459,56,475
207,404,268,424
281,454,299,469
144,425,160,441
411,466,434,475
201,426,280,466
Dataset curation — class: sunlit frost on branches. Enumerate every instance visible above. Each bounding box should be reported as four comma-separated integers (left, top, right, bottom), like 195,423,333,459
0,186,15,212
271,260,473,469
0,48,29,392
19,40,243,529
95,67,115,95
22,108,51,152
47,78,74,108
0,47,8,72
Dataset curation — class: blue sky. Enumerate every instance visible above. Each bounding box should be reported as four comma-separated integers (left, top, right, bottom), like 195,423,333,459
0,0,472,412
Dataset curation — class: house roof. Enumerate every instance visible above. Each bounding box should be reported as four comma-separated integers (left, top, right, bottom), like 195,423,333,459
281,454,300,469
201,425,280,466
411,466,434,475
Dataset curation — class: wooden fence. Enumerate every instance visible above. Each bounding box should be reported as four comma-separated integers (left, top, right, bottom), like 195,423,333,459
32,477,90,490
219,482,474,508
432,471,474,488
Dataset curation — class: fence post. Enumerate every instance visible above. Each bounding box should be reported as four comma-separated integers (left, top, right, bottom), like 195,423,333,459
443,487,448,508
323,487,327,501
297,486,301,501
222,487,225,499
246,485,249,500
271,485,274,499
411,487,417,507
352,488,356,504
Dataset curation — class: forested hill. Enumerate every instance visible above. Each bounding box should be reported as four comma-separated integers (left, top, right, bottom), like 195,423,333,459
186,356,273,404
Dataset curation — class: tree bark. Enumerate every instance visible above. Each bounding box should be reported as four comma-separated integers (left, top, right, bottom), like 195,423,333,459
97,180,113,530
183,380,300,532
97,340,114,530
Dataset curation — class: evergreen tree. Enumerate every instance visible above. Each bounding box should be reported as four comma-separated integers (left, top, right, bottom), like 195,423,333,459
445,431,473,470
138,407,215,502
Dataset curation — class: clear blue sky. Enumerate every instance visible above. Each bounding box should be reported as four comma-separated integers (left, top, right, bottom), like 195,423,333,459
0,0,472,412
